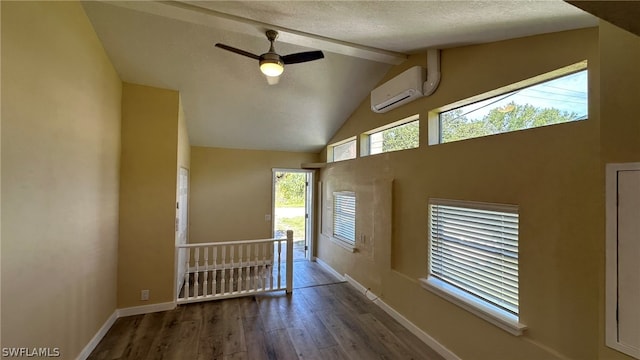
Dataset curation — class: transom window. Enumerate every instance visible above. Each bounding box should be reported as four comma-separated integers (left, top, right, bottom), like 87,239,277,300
361,115,419,156
421,199,526,335
328,137,356,162
430,61,588,144
333,191,356,246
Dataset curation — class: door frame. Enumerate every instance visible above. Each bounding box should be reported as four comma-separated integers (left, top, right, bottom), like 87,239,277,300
605,162,640,358
272,168,315,260
175,167,189,299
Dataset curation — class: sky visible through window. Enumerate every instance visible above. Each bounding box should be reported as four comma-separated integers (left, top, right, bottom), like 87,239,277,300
438,69,588,143
451,70,588,122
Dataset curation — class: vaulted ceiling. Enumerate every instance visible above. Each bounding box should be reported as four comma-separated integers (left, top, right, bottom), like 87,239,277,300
82,1,597,152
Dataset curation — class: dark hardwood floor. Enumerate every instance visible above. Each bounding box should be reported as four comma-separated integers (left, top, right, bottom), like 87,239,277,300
88,260,444,360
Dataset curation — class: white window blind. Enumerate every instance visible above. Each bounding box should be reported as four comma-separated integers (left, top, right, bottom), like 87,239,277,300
429,200,519,315
333,192,356,244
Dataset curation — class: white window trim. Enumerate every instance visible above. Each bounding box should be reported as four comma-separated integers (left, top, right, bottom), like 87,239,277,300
422,198,527,336
420,277,526,336
329,236,356,253
327,137,357,163
428,60,588,145
360,114,419,157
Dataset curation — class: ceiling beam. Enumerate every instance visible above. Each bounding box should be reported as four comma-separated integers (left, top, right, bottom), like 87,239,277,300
101,0,408,65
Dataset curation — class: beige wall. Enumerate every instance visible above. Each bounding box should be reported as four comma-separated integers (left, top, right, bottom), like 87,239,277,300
1,1,121,357
118,83,179,308
599,21,640,164
178,98,191,171
598,21,640,360
190,147,319,244
319,28,604,359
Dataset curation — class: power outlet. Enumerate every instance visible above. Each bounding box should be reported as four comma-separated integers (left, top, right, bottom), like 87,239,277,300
141,289,150,301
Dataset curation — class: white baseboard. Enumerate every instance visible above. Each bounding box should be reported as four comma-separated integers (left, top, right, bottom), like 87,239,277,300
314,257,346,281
117,301,176,317
344,274,460,360
75,310,118,360
76,301,177,359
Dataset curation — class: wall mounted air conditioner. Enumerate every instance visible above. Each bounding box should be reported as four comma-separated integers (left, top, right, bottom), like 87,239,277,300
371,66,425,113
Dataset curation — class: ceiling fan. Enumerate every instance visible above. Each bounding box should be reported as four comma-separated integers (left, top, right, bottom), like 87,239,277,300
215,30,324,85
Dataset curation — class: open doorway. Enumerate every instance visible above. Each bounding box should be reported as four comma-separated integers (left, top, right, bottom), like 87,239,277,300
273,169,313,261
176,167,189,297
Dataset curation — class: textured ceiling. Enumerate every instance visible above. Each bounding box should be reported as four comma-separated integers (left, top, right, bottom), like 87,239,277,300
82,1,596,152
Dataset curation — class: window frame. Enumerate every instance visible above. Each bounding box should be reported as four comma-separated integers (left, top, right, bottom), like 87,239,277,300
428,60,588,145
420,198,527,336
327,137,357,163
360,114,420,157
332,191,356,250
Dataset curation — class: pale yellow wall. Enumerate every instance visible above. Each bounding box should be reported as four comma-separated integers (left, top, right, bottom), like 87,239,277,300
599,22,640,164
598,21,640,360
118,83,179,307
190,146,319,244
1,1,121,357
319,28,603,359
177,98,191,171
177,97,190,247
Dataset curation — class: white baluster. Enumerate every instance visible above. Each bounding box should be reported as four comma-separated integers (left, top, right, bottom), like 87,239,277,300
221,246,227,295
229,245,235,294
277,239,282,289
262,243,268,290
184,248,190,299
245,245,251,291
212,246,218,296
238,244,243,293
203,247,209,297
253,244,259,291
194,247,200,297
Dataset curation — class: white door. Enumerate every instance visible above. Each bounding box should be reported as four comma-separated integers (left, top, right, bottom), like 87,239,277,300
607,164,640,359
176,167,189,296
617,170,640,354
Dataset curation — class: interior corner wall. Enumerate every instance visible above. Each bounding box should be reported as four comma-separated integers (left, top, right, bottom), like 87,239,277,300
178,98,191,171
118,83,179,308
318,28,602,360
1,1,121,357
598,20,640,360
189,146,319,244
599,21,640,164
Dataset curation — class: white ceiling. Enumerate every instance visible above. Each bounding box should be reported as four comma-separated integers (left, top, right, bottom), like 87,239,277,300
82,1,596,153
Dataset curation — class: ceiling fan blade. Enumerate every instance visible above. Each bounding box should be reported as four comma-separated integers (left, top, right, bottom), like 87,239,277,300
282,51,324,65
215,43,260,60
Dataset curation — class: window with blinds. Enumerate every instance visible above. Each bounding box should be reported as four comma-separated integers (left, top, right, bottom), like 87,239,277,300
428,199,519,315
333,192,356,245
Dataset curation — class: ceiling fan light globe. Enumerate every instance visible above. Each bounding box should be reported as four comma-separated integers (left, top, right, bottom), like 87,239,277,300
260,61,284,77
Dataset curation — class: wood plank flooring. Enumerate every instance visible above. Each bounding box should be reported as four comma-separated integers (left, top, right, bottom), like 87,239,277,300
88,261,444,360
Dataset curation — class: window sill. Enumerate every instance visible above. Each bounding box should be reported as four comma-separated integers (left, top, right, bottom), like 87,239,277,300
419,277,527,336
329,236,356,253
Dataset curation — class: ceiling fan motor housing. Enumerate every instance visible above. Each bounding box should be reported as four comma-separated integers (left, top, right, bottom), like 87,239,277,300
259,52,284,76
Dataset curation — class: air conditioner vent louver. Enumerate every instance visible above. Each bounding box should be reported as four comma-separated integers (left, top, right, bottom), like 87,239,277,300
371,66,425,113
